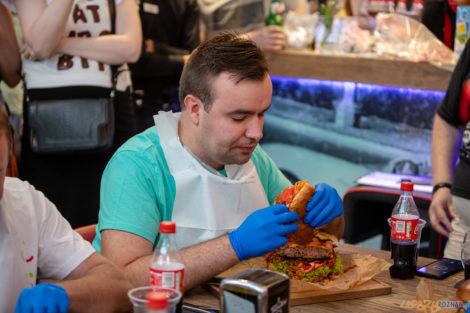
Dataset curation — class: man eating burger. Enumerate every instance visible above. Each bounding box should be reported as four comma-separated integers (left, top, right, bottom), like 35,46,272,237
95,34,344,291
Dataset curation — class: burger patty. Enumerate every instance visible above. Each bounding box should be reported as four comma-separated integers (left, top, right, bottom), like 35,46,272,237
277,245,332,260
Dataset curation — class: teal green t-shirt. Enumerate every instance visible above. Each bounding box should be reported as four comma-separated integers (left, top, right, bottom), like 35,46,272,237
92,127,291,252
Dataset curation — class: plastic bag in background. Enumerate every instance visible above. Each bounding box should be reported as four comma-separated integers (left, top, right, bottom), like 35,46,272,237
315,16,373,54
338,17,373,53
284,10,319,50
374,13,455,65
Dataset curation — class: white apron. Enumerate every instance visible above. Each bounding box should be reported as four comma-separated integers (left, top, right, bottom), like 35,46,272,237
154,111,269,248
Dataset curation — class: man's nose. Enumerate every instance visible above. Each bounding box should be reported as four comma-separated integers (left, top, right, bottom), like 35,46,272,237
246,117,263,140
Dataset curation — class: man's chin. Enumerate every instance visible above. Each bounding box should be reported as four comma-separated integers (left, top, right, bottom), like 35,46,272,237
233,153,254,165
223,145,257,165
221,153,252,166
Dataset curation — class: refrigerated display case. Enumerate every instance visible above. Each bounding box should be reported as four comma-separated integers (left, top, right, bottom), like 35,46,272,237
261,51,452,196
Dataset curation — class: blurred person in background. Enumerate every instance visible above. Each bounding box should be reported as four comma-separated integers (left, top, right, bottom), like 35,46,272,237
0,2,21,177
421,0,456,49
94,34,343,290
429,40,470,259
13,0,142,228
0,1,23,141
421,0,470,50
198,0,286,50
130,0,200,132
0,108,132,313
0,2,21,92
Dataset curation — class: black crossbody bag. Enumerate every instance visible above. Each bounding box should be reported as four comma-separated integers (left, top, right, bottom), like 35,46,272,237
25,0,118,154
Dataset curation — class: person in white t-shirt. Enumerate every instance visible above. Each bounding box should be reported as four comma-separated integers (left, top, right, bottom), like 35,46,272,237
10,0,142,229
0,111,133,312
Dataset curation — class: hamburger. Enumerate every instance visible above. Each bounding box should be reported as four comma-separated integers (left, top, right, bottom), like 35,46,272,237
266,180,342,282
266,229,342,282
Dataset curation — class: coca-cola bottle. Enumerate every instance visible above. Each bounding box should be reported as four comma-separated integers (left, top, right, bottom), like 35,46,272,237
150,221,185,292
146,292,169,313
389,181,420,279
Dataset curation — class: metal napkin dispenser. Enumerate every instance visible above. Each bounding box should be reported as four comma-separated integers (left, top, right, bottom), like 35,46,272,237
220,268,290,313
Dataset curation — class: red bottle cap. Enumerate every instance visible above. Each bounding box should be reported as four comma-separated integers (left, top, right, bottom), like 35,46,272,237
401,181,414,192
146,292,169,310
159,221,176,234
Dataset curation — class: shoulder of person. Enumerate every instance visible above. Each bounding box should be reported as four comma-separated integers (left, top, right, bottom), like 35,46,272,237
4,176,32,194
115,126,161,156
250,145,278,173
2,177,50,223
107,126,168,173
251,145,270,163
4,177,54,209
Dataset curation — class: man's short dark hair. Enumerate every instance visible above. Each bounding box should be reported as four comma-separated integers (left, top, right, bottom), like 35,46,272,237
179,33,269,111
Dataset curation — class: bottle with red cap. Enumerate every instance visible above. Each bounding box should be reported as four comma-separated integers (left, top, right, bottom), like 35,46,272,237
150,221,185,292
146,292,169,313
389,181,420,279
395,0,407,13
410,0,423,16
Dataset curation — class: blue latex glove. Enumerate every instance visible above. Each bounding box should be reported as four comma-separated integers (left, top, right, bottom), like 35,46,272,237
229,204,299,260
304,183,343,227
14,283,70,313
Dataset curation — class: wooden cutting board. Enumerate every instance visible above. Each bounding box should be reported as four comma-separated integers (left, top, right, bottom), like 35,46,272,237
210,256,392,306
289,279,391,306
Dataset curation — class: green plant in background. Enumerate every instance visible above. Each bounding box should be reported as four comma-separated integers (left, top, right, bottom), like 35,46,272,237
320,0,339,47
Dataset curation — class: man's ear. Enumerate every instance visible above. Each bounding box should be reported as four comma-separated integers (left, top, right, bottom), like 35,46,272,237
183,94,203,125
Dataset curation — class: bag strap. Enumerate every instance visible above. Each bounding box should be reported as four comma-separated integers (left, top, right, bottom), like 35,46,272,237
108,0,118,96
108,0,116,34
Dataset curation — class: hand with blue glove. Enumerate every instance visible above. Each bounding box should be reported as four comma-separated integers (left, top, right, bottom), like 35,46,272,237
229,204,299,260
15,283,70,313
303,183,343,228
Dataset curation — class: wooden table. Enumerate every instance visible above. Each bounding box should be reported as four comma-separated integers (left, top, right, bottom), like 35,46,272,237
184,244,464,312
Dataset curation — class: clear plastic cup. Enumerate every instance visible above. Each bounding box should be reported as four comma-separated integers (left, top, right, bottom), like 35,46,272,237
461,231,470,280
128,286,182,313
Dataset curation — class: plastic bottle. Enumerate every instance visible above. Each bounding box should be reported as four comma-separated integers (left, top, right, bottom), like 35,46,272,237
389,181,420,280
146,292,169,313
395,0,407,13
410,0,423,16
266,0,285,26
150,221,185,292
385,0,395,12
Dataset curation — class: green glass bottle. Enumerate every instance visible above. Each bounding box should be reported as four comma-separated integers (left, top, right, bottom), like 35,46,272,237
265,0,284,26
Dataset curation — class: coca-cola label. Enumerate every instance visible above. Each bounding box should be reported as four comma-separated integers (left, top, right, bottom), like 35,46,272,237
150,267,184,292
391,217,419,240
